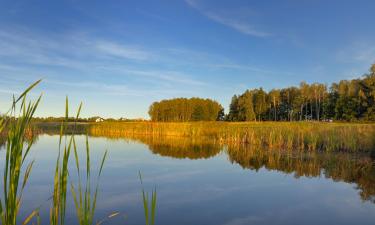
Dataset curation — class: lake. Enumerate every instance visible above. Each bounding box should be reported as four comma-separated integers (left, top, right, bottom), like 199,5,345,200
1,134,375,225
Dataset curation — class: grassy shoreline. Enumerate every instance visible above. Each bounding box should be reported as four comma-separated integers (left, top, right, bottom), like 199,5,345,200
88,121,375,152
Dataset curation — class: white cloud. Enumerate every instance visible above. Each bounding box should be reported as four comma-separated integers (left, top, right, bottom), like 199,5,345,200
95,41,152,60
99,67,207,86
335,42,375,77
352,47,375,63
204,12,270,37
45,78,199,97
336,42,375,65
185,0,270,37
0,29,206,87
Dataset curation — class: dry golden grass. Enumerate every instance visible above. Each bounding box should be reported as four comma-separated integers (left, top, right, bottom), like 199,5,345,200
90,121,375,152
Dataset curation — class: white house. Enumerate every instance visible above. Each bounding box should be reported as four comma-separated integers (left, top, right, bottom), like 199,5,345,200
95,117,105,122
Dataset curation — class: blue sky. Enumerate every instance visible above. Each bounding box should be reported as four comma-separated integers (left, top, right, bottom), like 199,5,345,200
0,0,374,118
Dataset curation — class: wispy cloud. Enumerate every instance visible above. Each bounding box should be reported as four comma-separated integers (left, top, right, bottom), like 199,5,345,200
204,12,270,37
335,41,375,77
99,66,207,86
45,78,198,97
0,30,153,66
352,47,375,64
336,42,375,65
95,41,152,60
0,28,281,89
207,63,292,75
185,0,270,37
160,48,290,76
0,29,206,87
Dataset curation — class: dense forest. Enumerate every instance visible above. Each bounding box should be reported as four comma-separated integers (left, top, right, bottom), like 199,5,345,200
148,64,375,122
228,64,375,121
148,98,224,122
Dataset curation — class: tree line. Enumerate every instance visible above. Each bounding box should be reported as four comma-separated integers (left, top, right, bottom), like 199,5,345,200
149,64,375,122
149,98,224,122
228,64,375,121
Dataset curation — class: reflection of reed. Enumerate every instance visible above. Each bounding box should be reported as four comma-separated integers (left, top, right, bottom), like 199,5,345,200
227,143,375,203
33,122,88,135
0,122,86,149
0,127,39,150
0,133,6,149
90,122,375,152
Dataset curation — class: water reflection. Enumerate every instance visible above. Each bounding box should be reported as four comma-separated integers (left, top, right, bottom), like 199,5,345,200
0,129,39,150
126,136,221,159
90,132,375,204
89,132,222,159
226,144,375,203
1,130,375,225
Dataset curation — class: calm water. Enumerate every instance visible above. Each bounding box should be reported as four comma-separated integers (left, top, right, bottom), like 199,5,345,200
1,134,375,225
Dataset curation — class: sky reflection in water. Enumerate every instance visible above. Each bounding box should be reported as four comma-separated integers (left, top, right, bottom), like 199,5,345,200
0,134,375,225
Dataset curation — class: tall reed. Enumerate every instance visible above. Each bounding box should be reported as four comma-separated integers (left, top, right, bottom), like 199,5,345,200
50,98,82,225
90,121,375,152
0,80,42,225
139,172,157,225
49,97,109,225
70,135,107,225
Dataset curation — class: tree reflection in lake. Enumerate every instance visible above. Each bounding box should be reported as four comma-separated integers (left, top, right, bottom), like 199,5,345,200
90,133,222,160
226,144,375,203
132,136,222,159
119,135,375,204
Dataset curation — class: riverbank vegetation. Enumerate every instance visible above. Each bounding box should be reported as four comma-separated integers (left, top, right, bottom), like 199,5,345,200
89,121,375,152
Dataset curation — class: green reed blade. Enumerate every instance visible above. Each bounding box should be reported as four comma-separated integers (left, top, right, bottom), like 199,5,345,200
0,80,41,225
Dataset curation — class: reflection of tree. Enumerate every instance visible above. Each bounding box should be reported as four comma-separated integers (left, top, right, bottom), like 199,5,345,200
90,132,222,160
134,136,221,159
227,144,375,203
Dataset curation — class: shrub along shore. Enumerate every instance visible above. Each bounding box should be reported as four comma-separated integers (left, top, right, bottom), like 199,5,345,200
88,121,375,153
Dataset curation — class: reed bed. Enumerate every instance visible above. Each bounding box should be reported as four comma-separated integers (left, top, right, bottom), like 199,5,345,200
90,121,375,152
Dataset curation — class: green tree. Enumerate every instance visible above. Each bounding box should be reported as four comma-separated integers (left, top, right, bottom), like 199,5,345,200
253,88,267,121
227,95,239,121
238,91,256,121
149,98,223,122
268,89,280,121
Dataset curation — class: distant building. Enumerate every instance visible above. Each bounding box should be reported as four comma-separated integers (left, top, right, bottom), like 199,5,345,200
95,117,105,122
